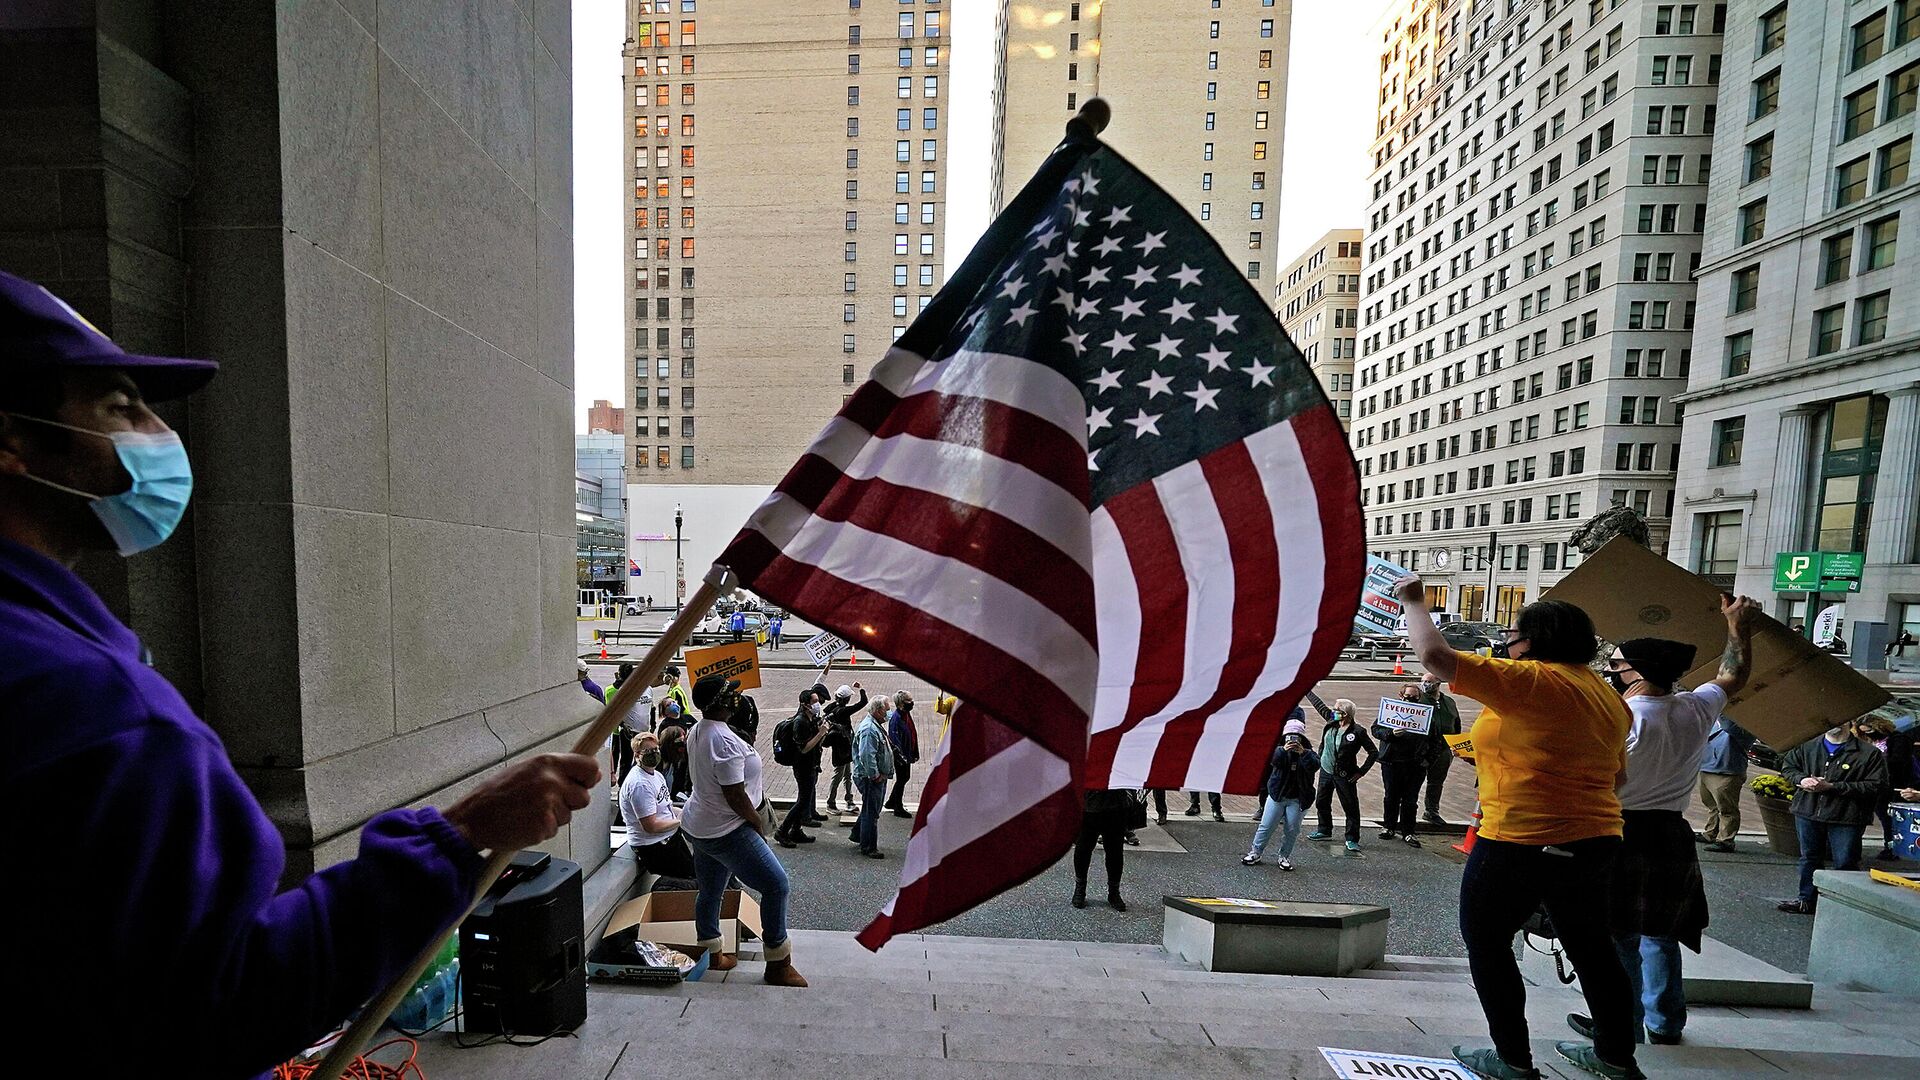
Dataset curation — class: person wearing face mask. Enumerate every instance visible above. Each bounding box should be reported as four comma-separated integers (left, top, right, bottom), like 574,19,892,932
1776,715,1890,915
1373,683,1434,847
681,674,805,986
773,689,831,848
1397,575,1641,1080
1567,597,1757,1051
1242,712,1320,869
1419,671,1462,826
1303,691,1376,854
620,732,695,885
0,272,601,1074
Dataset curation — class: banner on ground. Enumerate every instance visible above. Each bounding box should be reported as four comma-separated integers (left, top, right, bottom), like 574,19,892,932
803,630,849,667
1319,1046,1476,1080
1376,698,1434,735
1354,555,1411,637
683,640,762,690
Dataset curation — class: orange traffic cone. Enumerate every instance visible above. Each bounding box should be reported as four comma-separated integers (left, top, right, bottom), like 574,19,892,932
600,642,608,660
848,648,859,666
1393,654,1405,676
1452,802,1482,855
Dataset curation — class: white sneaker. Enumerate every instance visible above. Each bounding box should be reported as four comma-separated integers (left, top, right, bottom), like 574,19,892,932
1240,852,1261,866
1278,857,1294,871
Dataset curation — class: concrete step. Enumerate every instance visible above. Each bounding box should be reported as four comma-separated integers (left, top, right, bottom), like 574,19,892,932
1519,934,1814,1009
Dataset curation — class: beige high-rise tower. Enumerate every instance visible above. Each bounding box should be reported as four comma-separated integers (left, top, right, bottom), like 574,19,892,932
992,1,1292,290
621,1,952,600
1278,229,1363,428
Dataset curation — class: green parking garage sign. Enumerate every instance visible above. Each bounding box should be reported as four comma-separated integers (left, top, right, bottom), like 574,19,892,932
1773,551,1863,593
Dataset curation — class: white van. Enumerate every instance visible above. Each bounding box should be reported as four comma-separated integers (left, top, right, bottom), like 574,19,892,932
1394,610,1461,638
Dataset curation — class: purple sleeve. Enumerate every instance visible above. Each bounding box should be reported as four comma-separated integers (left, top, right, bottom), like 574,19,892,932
38,718,481,1076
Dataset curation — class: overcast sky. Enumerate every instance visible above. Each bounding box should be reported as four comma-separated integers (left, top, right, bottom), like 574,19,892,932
571,2,1383,429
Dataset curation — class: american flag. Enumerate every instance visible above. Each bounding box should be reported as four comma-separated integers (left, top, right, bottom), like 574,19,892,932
718,119,1363,949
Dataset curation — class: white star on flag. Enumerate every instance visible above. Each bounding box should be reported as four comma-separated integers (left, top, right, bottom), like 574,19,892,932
1087,405,1114,432
1100,330,1137,357
1135,231,1167,255
1080,265,1111,288
1073,206,1092,227
1123,265,1158,289
1101,204,1132,227
1198,345,1233,371
1161,299,1195,324
1112,296,1146,321
1088,367,1123,393
1030,225,1059,249
1074,296,1102,319
1039,252,1070,276
1094,235,1124,257
1242,359,1276,386
1005,300,1037,327
1148,334,1184,361
998,276,1027,300
1138,370,1174,398
1170,264,1204,289
1123,409,1161,438
1079,173,1100,196
1185,381,1221,411
1205,308,1240,335
1051,286,1076,311
1063,328,1089,355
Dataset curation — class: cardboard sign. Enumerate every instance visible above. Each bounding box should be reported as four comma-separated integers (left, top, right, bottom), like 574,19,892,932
803,630,849,667
1443,732,1475,761
1319,1047,1474,1080
1377,698,1434,735
1355,555,1411,636
682,640,762,690
1544,537,1888,750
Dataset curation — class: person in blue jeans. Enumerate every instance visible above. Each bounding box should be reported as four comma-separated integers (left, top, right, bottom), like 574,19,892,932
679,675,806,987
1776,719,1889,914
851,699,895,858
1243,713,1319,869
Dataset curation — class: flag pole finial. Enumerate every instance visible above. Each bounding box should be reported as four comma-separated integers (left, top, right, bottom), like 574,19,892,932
1065,97,1110,142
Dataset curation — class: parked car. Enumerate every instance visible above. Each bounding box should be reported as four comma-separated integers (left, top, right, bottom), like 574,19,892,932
1440,621,1510,658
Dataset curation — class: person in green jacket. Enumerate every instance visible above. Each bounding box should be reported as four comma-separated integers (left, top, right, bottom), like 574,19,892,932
1420,671,1463,825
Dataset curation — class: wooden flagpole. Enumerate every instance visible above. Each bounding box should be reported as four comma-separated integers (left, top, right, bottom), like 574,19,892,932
309,568,733,1078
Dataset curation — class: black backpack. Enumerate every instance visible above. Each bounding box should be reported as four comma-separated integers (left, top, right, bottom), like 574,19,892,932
771,717,799,766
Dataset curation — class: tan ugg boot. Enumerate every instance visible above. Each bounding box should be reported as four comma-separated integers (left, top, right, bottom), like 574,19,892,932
762,939,808,987
698,937,737,973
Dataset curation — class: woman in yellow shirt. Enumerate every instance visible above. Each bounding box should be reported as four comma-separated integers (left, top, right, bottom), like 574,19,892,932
1397,577,1641,1080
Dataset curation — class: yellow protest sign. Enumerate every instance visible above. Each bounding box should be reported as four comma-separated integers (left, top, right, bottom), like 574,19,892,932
1444,733,1475,761
683,640,762,690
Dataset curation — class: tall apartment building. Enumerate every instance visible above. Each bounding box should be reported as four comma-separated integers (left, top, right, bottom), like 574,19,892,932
992,1,1292,287
1667,0,1919,665
1278,229,1365,426
1356,0,1723,624
622,0,951,599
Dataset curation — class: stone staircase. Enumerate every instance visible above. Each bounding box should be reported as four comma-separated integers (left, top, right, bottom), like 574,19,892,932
413,929,1919,1079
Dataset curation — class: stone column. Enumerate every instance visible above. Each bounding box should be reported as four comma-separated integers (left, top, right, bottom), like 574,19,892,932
1760,407,1819,560
1865,385,1920,566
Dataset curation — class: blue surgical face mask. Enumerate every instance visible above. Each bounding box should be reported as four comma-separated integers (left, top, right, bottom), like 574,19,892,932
12,416,193,555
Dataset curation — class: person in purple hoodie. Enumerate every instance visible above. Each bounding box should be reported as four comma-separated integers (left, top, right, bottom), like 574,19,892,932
0,272,601,1078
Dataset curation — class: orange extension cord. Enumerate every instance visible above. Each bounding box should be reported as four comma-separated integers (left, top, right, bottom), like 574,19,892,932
274,1036,426,1079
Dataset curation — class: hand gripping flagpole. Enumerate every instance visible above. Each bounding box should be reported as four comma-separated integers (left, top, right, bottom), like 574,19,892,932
310,565,737,1079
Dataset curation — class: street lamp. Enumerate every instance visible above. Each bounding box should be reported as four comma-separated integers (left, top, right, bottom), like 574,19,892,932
674,503,685,613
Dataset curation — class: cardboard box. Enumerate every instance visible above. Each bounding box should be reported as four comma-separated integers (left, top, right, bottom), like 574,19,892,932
603,888,763,957
1544,537,1889,750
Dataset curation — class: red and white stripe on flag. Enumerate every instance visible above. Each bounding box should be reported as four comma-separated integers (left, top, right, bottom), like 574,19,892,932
720,344,1100,950
1085,404,1363,795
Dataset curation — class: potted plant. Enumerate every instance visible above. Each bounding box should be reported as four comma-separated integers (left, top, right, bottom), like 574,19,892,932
1750,774,1799,857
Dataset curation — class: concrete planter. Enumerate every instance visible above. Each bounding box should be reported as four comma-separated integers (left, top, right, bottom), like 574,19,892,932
1756,795,1800,857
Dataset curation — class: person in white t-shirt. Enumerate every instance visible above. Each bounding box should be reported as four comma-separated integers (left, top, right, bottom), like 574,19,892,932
1565,595,1757,1051
619,731,693,883
680,675,806,988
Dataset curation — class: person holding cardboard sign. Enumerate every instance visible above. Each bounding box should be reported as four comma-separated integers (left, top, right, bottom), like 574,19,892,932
1396,575,1643,1080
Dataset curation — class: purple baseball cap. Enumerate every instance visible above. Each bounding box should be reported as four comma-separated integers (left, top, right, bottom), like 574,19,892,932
1,271,218,401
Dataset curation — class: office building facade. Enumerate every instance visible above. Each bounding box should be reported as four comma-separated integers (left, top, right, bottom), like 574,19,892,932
992,1,1292,287
1667,0,1919,666
622,0,952,599
1357,0,1723,623
1278,229,1364,426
